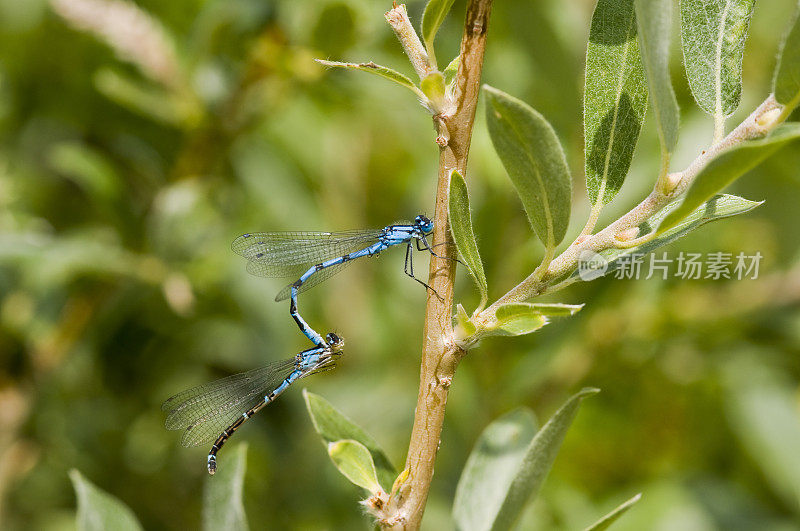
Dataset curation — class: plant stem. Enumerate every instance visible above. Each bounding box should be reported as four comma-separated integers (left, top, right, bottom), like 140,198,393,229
482,94,782,316
384,1,493,528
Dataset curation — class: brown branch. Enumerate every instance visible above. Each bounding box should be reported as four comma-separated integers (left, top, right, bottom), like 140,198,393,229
383,1,493,528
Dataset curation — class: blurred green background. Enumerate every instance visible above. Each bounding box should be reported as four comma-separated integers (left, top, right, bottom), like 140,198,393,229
1,0,800,529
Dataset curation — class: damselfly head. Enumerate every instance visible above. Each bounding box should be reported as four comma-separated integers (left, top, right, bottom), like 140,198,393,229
325,332,345,352
414,215,433,233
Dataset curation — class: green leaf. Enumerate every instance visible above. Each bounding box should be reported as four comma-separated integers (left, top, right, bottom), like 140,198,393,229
203,444,249,531
658,123,800,233
680,0,755,117
484,85,572,248
482,303,583,338
303,390,396,490
635,0,680,162
564,194,762,284
70,470,144,531
421,72,446,111
315,60,425,99
443,55,460,88
453,408,539,531
491,389,599,530
421,0,456,66
455,303,478,340
584,494,642,531
328,439,384,493
584,0,648,205
490,303,549,337
524,303,584,317
448,169,488,309
773,4,800,111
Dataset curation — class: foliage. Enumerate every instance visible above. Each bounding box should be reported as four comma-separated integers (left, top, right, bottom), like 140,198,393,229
2,0,800,529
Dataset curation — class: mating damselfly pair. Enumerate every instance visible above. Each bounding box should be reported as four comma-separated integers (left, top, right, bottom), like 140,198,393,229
164,215,444,473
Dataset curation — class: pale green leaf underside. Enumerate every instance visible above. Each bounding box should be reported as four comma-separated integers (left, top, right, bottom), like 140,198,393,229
584,0,649,205
525,303,584,317
491,303,549,337
443,55,460,88
203,444,249,531
315,60,425,99
448,169,488,309
681,0,755,117
328,439,383,492
773,5,800,110
421,72,446,110
421,0,456,64
484,85,572,248
635,0,680,156
70,469,144,531
482,302,583,338
659,123,800,233
584,493,642,531
303,390,396,490
564,193,762,284
490,388,599,531
453,408,539,531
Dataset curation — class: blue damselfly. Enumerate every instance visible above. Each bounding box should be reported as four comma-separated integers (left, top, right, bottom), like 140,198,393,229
232,215,444,346
162,333,344,474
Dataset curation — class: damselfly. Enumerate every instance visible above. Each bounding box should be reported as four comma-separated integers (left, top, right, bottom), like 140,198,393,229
232,215,444,347
162,332,344,474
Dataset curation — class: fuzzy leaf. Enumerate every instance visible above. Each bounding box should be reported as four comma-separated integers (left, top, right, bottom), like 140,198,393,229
635,0,680,161
584,0,649,205
484,85,572,248
421,72,446,111
490,389,599,530
421,0,456,65
448,169,488,309
490,303,549,337
584,494,642,531
443,55,460,87
773,4,800,111
203,444,249,531
680,0,755,117
455,303,478,338
565,194,762,283
658,124,800,233
523,303,584,317
453,408,539,531
70,470,143,531
315,60,425,99
304,390,396,490
328,440,383,493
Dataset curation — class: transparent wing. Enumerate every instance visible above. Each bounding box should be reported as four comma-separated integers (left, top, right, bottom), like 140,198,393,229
231,229,383,278
273,261,351,301
162,359,297,447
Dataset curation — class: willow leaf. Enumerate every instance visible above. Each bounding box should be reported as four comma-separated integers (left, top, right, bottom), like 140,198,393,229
315,60,425,99
584,0,648,205
421,0,456,66
70,470,144,531
635,0,680,162
773,4,800,112
680,0,755,117
484,85,572,248
453,409,539,531
448,169,488,309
